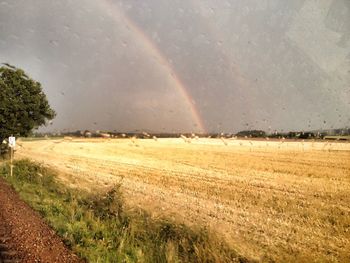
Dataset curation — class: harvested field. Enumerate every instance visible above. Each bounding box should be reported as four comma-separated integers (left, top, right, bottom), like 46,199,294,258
16,138,350,262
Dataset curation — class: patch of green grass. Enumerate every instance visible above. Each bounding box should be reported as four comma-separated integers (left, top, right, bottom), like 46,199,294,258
0,159,247,263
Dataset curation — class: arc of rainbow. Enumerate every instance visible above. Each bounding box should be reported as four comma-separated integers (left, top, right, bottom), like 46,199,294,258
99,0,206,133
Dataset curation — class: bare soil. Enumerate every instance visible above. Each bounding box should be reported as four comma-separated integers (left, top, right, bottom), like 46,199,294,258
0,177,83,263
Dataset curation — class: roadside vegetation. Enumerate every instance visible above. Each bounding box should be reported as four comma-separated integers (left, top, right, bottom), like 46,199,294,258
0,159,245,263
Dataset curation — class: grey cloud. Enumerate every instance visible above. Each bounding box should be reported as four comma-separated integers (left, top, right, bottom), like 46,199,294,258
1,0,349,133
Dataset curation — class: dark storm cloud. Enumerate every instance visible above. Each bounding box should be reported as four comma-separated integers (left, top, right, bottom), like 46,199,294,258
0,0,349,133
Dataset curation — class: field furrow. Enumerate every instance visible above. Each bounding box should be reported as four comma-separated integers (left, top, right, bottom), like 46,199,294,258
16,138,350,261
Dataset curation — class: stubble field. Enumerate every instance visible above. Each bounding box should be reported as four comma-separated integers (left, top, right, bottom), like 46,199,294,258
15,138,350,262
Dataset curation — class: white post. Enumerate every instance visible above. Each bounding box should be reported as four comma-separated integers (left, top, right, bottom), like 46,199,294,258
10,146,13,177
8,136,15,177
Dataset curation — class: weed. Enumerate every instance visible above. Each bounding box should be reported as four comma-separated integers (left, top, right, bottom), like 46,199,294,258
0,159,244,263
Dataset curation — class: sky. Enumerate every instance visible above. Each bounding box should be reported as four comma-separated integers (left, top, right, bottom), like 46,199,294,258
0,0,349,133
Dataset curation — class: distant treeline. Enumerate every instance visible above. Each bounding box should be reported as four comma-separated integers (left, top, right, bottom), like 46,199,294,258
235,130,319,139
235,128,350,140
32,128,350,140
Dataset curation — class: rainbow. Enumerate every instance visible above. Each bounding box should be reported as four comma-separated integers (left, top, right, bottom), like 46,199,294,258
99,0,206,133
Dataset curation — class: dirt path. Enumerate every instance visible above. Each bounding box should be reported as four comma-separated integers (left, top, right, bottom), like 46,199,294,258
0,177,83,263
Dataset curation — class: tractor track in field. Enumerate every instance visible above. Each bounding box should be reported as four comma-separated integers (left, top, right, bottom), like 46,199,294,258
0,177,83,263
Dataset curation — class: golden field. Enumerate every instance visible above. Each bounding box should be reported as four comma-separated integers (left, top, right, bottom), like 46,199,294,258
15,138,350,262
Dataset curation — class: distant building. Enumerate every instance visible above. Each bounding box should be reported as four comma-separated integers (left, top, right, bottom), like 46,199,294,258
100,133,111,138
84,130,92,138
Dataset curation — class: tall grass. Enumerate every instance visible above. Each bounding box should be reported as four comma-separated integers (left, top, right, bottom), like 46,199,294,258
0,159,246,263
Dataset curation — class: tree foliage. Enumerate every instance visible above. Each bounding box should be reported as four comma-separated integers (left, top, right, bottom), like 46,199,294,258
236,130,266,138
0,64,55,143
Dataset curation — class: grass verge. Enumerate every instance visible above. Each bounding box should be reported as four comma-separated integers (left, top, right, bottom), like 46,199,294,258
0,159,246,263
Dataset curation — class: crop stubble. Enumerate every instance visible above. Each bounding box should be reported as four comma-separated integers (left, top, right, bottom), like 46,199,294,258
16,138,350,261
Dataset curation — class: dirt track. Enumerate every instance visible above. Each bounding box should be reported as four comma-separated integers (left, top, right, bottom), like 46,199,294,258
16,138,350,261
0,177,83,263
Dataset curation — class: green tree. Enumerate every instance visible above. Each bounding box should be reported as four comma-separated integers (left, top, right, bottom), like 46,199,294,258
0,63,56,145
